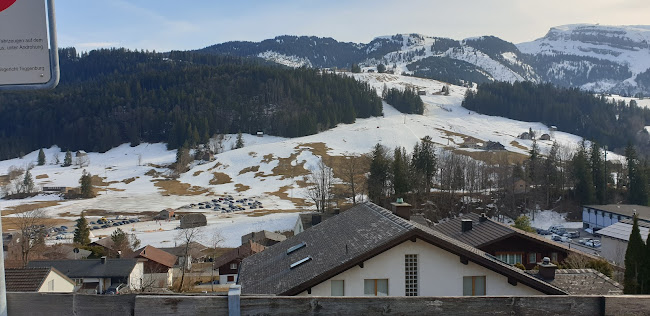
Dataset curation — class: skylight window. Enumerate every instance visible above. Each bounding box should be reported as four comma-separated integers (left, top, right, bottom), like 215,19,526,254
290,256,312,269
286,242,306,254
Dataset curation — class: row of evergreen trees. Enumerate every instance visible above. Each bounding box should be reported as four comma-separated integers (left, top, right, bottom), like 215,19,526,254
0,48,383,160
367,136,437,204
382,86,424,114
624,216,650,294
462,81,650,154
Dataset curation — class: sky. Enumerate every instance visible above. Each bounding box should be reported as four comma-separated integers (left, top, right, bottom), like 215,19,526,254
54,0,650,52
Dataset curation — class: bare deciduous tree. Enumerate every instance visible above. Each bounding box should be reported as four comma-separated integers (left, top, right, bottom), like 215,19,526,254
342,154,365,205
306,160,334,213
8,208,47,267
175,226,204,292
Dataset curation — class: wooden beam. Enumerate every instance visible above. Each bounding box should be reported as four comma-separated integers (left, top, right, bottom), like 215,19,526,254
460,256,468,265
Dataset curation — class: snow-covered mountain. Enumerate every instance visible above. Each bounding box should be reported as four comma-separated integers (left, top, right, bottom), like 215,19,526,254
518,24,650,95
199,33,539,86
200,25,650,95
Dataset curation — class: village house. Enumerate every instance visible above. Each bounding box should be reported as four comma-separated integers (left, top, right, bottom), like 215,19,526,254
539,133,551,140
159,241,208,270
240,202,571,296
432,213,603,270
213,240,265,284
28,257,144,294
241,230,287,247
513,178,528,195
518,132,532,140
154,208,175,220
293,211,338,235
127,245,177,288
5,267,76,293
484,141,505,151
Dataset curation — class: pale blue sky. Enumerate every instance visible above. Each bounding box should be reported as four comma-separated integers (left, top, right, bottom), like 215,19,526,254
54,0,650,51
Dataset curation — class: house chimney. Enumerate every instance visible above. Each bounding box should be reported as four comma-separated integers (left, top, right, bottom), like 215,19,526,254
479,213,488,223
312,214,322,226
538,257,557,280
100,256,107,265
391,198,412,220
461,219,473,233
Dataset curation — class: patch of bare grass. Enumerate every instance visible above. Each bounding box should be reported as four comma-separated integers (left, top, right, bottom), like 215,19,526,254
209,172,232,185
35,174,49,179
267,185,311,207
192,170,204,177
121,177,137,184
234,184,250,192
153,179,209,196
238,166,260,175
2,201,61,216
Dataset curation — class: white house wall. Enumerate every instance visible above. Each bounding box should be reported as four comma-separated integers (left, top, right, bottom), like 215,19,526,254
298,239,543,297
37,272,75,293
601,236,627,266
129,262,144,290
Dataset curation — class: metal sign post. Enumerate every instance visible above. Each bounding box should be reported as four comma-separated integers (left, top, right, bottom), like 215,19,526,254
0,0,59,91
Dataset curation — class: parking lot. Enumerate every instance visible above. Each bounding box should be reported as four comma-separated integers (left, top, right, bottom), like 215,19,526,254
537,226,602,256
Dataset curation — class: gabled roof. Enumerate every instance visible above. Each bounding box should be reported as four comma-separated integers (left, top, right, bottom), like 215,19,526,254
527,269,623,295
91,237,116,251
128,245,177,268
213,241,265,268
27,258,139,278
240,202,567,296
298,212,337,231
5,267,74,292
242,230,287,245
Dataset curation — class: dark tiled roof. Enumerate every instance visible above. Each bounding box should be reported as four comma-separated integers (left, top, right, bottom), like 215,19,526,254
432,213,513,247
27,258,139,278
527,269,623,295
5,267,73,292
159,242,208,259
213,241,265,268
584,204,650,221
91,237,116,251
240,202,567,296
128,245,177,268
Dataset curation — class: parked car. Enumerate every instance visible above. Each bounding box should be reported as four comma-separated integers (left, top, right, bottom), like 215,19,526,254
585,240,602,248
105,283,126,295
536,228,551,235
565,231,580,238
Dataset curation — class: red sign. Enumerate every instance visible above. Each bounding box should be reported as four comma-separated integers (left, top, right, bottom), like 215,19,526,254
0,0,17,13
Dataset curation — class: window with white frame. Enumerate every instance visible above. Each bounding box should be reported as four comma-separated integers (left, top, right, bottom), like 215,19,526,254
551,252,558,263
364,279,388,296
528,253,537,264
331,280,344,296
230,263,237,270
48,279,55,291
495,252,523,265
405,254,418,296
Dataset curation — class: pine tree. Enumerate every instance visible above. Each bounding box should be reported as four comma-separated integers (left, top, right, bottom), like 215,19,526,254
377,63,386,73
392,147,410,197
73,214,91,246
572,142,595,205
624,215,645,294
627,144,649,206
351,64,361,73
235,132,245,149
37,149,45,166
22,170,35,194
411,136,437,194
79,170,94,198
591,142,606,204
63,150,72,167
368,144,391,203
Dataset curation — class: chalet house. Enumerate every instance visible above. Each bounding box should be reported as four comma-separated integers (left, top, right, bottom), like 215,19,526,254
90,237,117,256
5,267,76,293
256,131,264,137
42,186,71,194
27,257,144,294
550,126,558,132
513,178,528,194
539,134,551,141
213,241,265,284
240,202,569,296
127,245,177,288
597,218,649,265
582,204,650,231
460,139,482,149
518,132,532,140
417,90,426,95
241,230,287,247
75,150,87,158
180,213,207,229
484,141,505,151
432,213,600,270
154,209,175,220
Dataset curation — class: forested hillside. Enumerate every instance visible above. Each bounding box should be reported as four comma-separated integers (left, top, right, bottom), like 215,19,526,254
0,48,383,160
462,81,650,153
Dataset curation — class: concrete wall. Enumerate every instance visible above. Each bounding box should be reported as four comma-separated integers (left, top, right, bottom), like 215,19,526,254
298,239,542,297
37,271,75,293
8,293,650,316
